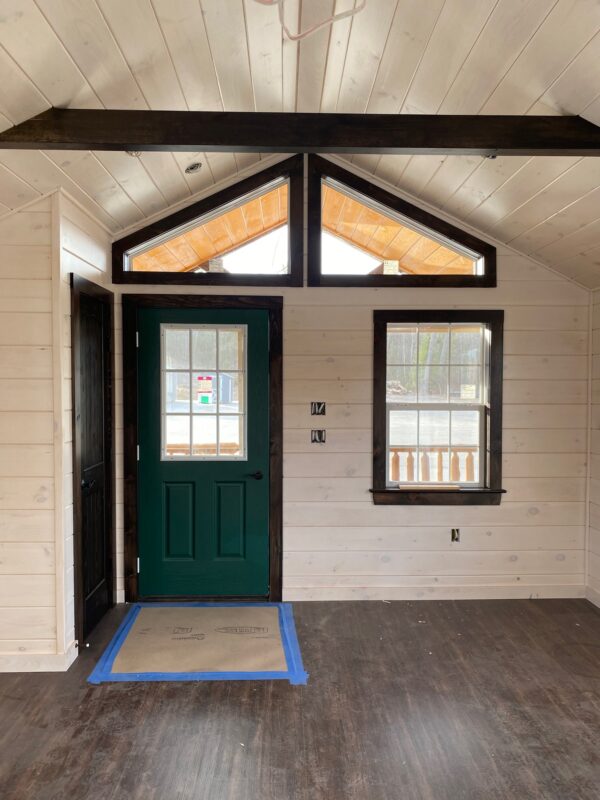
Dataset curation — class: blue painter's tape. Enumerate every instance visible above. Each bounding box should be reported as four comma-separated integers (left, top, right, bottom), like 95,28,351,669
87,602,308,686
278,602,309,685
87,603,142,685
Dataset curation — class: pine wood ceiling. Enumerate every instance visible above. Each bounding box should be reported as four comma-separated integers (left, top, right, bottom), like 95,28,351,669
0,1,599,285
133,183,288,272
322,185,475,274
135,181,474,274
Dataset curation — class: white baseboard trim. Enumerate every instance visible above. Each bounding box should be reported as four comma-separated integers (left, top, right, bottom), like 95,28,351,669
283,585,586,602
0,640,78,673
586,585,600,608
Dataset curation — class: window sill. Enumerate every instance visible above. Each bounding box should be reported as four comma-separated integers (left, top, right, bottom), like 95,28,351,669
371,489,505,506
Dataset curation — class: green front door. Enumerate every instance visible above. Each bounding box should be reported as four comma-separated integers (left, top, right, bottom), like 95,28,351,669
137,308,270,597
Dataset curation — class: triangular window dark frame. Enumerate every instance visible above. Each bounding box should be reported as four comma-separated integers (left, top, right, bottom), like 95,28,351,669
307,155,496,288
112,155,304,287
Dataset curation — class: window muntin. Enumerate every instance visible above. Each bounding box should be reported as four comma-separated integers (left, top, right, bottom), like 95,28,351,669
385,323,488,487
161,324,247,460
126,179,289,276
321,179,483,277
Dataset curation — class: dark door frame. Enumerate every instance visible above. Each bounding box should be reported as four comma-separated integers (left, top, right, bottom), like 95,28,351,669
70,274,115,646
122,293,283,602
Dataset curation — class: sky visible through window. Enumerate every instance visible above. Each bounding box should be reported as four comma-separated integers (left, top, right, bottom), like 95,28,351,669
211,226,289,274
321,230,381,274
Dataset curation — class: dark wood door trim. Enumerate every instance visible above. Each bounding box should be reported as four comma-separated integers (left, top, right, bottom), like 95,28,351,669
122,293,284,602
70,275,115,646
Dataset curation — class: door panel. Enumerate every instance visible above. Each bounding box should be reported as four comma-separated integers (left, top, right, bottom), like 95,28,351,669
73,287,113,641
215,482,246,558
81,464,107,631
137,308,270,597
164,482,195,559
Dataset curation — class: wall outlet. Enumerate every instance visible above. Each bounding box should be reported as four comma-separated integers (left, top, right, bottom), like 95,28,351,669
451,528,460,543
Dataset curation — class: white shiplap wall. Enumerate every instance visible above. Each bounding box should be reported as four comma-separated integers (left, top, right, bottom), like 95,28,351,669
0,196,63,669
111,245,590,602
283,266,589,600
0,189,111,671
588,289,600,608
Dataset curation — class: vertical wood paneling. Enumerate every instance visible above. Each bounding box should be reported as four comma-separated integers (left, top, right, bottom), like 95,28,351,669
381,0,498,194
150,0,223,111
0,151,119,230
335,0,398,114
95,0,186,110
481,0,600,115
34,0,147,109
243,0,284,112
0,44,49,124
46,152,144,229
319,0,356,112
199,0,254,112
281,0,300,111
0,0,98,109
439,0,559,115
296,0,335,113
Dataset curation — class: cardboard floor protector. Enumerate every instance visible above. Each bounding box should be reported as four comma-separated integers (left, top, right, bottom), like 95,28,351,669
88,602,308,685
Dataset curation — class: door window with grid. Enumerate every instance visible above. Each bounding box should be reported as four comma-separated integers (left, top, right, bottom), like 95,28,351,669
161,324,247,460
386,322,488,487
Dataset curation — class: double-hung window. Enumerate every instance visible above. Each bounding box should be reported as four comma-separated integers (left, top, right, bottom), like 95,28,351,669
372,310,504,505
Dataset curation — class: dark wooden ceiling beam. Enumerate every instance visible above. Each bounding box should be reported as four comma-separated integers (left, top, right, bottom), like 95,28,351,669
0,108,599,156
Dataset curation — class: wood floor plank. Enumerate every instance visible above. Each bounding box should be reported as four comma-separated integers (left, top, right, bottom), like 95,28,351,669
0,599,598,800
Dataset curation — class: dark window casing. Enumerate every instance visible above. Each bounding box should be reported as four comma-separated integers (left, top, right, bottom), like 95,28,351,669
307,155,496,288
112,155,304,287
372,309,504,506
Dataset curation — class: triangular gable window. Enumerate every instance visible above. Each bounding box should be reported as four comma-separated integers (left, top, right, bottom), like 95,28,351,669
307,156,496,287
113,156,303,286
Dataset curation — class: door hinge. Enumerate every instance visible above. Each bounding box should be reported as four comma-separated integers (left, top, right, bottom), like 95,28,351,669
137,444,140,461
137,557,140,574
136,330,139,348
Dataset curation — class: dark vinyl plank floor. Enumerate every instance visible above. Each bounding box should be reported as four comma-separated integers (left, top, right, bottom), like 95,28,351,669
0,599,599,800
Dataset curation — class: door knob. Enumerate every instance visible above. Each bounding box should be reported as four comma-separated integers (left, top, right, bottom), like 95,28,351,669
247,470,264,480
81,478,96,490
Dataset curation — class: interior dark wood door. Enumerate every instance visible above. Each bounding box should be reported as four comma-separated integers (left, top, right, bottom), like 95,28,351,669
72,277,114,643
